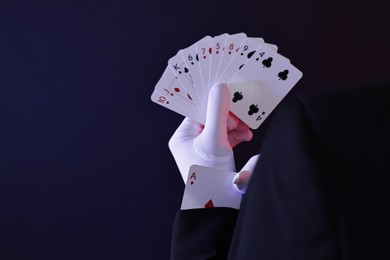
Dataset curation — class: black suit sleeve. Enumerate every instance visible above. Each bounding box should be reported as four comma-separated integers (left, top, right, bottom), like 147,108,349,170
171,81,390,260
171,208,238,260
228,96,340,260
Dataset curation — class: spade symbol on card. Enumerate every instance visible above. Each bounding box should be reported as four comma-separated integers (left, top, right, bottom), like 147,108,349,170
204,199,214,208
278,70,289,80
247,50,256,59
232,92,243,102
262,57,273,68
248,104,259,115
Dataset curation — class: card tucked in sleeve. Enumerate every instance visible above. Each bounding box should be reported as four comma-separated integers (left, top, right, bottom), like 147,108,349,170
181,165,242,210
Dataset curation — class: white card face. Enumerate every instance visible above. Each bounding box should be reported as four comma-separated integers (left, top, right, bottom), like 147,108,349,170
167,51,203,112
215,33,247,84
218,37,265,84
181,165,242,210
155,66,197,106
227,44,303,129
151,66,205,124
195,36,213,96
181,36,211,110
151,90,204,124
209,33,229,88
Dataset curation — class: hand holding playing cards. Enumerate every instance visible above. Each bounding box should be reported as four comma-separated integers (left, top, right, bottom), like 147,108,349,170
169,83,252,182
152,33,303,209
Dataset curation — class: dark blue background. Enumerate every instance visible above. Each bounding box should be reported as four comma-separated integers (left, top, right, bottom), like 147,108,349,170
0,0,389,259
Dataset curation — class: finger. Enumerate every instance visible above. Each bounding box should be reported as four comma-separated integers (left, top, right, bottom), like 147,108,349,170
232,154,260,193
228,128,253,148
202,82,230,140
232,170,252,193
227,113,253,147
195,83,231,157
235,119,251,132
227,112,239,131
228,112,253,134
241,154,260,172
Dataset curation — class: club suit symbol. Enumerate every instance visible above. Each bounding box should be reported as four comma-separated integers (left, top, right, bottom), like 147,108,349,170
248,104,259,115
278,70,289,80
262,57,273,68
232,92,243,102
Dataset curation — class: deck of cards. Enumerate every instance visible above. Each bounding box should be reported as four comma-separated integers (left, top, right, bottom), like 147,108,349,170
151,32,303,129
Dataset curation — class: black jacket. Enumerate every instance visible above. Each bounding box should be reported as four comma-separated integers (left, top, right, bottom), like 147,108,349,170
171,81,390,260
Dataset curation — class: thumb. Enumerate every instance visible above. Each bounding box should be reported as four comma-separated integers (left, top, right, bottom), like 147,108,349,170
232,154,260,193
194,83,231,158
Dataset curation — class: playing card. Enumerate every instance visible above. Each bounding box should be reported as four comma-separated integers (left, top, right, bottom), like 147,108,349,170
215,33,247,85
194,35,213,97
151,66,205,124
151,89,204,123
227,44,303,129
217,36,265,84
180,36,212,111
181,165,242,210
208,33,229,88
167,50,205,115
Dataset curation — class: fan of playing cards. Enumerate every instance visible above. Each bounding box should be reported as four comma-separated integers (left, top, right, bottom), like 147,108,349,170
151,33,303,129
